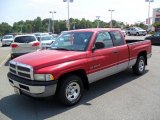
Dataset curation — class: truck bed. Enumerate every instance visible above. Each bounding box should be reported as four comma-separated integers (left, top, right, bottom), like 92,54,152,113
126,39,151,61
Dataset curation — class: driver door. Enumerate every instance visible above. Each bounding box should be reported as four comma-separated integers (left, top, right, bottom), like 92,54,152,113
87,31,118,83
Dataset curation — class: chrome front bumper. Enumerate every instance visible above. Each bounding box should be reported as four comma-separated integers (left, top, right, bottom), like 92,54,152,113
8,73,57,97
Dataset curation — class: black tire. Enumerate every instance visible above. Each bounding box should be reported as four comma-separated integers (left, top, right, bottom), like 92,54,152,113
132,56,146,75
10,54,14,59
128,32,131,36
136,32,139,36
58,75,84,106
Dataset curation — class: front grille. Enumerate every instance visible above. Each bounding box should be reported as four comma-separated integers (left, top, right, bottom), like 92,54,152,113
10,68,16,74
9,61,33,80
10,64,16,68
18,72,31,78
17,66,30,72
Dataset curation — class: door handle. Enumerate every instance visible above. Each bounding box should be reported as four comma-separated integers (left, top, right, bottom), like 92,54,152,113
113,51,118,54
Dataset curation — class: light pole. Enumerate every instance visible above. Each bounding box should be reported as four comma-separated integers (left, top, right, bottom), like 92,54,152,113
108,9,115,28
96,16,100,28
63,0,73,30
72,22,76,29
145,0,154,25
49,11,56,34
48,18,51,32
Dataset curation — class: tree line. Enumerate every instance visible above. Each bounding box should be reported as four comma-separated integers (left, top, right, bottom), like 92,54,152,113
1,16,159,36
0,17,126,36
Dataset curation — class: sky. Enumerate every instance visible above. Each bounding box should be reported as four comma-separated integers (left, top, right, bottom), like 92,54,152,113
0,0,160,26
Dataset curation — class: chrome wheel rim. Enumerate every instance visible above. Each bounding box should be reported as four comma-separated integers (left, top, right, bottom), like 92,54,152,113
139,60,144,72
66,82,80,102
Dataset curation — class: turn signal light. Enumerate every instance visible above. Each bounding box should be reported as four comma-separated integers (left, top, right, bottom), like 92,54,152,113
32,42,40,46
11,44,18,48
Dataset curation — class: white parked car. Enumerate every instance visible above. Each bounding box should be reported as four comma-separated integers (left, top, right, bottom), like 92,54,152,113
40,35,56,49
127,27,147,36
2,35,14,46
11,34,40,59
34,33,50,41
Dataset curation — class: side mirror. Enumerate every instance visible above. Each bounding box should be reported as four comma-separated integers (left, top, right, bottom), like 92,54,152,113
93,42,105,51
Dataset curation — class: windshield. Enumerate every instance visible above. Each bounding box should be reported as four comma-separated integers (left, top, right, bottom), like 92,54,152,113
154,32,160,37
34,33,40,37
41,36,53,41
51,32,93,51
3,35,13,39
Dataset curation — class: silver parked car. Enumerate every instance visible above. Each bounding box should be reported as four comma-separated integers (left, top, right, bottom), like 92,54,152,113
40,35,56,49
127,27,147,36
11,34,40,59
2,35,14,46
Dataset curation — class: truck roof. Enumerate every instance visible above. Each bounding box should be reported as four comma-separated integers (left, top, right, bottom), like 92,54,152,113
67,28,121,32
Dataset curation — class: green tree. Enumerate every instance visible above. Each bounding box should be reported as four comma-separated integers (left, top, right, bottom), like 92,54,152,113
153,22,160,28
0,22,12,35
33,17,42,32
134,22,147,30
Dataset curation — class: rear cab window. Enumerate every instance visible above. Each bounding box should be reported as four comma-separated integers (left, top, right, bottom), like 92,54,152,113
14,36,36,43
110,31,124,46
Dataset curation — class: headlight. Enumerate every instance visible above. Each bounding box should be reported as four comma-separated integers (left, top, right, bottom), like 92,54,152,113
34,74,54,81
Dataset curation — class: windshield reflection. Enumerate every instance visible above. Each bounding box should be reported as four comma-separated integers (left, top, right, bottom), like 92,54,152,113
51,32,93,51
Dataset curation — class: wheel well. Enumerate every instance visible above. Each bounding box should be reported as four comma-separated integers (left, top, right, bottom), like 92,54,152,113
56,69,89,92
138,51,147,65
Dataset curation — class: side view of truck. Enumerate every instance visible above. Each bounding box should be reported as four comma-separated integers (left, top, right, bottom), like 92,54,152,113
7,28,152,106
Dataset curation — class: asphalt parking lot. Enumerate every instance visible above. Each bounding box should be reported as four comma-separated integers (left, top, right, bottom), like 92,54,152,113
0,36,160,120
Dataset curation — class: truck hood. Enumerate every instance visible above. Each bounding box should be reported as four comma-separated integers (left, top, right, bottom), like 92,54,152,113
13,50,87,70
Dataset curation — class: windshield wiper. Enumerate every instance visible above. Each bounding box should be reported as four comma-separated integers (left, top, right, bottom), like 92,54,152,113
50,47,69,51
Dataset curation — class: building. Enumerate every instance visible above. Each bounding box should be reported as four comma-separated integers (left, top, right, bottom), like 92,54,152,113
152,8,160,31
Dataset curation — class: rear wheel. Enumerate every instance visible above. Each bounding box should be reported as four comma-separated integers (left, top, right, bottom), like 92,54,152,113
132,56,146,75
58,75,84,106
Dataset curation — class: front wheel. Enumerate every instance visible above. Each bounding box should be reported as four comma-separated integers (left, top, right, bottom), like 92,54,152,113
128,32,131,36
132,56,146,75
58,75,84,106
136,32,139,36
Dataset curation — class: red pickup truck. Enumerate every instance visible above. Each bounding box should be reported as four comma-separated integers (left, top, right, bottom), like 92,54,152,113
8,28,152,105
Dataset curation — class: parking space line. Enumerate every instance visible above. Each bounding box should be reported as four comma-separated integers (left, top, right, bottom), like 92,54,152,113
0,54,10,67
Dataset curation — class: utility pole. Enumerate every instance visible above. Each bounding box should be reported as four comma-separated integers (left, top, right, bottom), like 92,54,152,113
145,0,154,25
63,0,74,30
108,9,115,28
49,11,56,34
96,16,100,28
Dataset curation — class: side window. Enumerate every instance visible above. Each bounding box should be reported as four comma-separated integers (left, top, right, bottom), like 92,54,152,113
94,32,113,49
110,31,124,46
154,32,160,37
